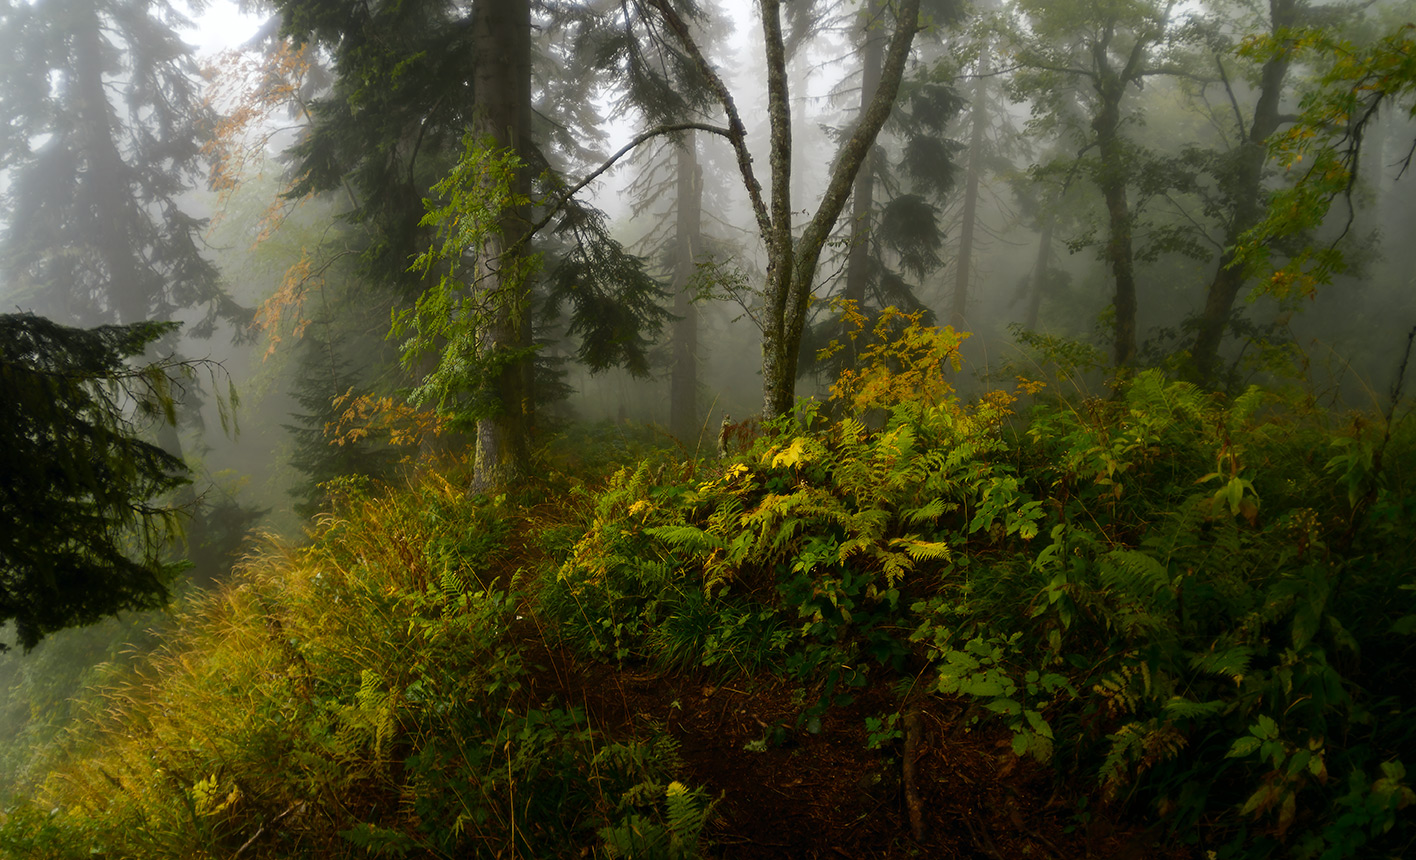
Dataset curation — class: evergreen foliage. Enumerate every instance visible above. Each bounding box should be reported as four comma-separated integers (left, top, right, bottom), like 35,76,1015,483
283,328,400,521
0,314,189,651
0,0,241,332
273,0,670,483
7,2,1416,857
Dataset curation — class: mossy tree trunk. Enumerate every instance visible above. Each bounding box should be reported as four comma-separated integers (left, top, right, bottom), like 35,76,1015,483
472,0,534,490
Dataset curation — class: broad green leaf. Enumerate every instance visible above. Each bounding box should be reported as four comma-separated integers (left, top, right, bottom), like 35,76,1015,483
1228,736,1262,758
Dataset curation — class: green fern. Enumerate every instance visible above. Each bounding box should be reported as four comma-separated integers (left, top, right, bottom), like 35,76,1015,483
645,525,722,555
1100,550,1169,597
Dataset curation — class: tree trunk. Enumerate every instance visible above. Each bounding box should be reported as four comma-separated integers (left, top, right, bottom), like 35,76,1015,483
1025,214,1055,331
1093,75,1139,368
646,0,919,420
472,0,533,490
950,62,989,330
669,134,703,443
842,0,885,311
1086,7,1174,370
74,10,147,328
758,0,921,419
1190,0,1295,386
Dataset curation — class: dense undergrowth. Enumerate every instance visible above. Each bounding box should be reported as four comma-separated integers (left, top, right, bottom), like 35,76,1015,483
0,475,713,859
2,312,1414,858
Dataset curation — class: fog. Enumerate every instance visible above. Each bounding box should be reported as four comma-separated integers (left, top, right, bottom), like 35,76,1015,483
4,0,1416,804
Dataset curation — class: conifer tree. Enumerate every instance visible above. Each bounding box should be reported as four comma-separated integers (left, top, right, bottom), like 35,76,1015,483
0,314,190,651
776,0,963,380
668,136,706,442
838,0,963,321
0,0,241,334
283,325,400,520
579,3,731,442
273,0,668,488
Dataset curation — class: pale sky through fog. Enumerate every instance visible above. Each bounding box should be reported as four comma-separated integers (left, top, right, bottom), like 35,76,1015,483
184,1,265,57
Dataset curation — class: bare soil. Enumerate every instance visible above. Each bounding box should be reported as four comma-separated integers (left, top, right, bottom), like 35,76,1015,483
516,624,1193,860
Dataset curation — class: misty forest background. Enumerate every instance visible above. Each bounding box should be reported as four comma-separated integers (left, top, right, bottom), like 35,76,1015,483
2,0,1416,857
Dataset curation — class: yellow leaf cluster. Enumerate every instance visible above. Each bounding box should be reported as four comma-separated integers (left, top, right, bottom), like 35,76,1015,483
325,389,448,454
825,303,968,414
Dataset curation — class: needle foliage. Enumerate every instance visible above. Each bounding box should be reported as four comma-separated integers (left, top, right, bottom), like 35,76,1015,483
0,314,191,652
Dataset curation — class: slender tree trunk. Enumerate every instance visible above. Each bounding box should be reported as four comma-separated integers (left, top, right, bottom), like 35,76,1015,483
951,62,989,330
843,0,885,311
1093,76,1139,368
758,0,921,419
1025,214,1055,331
669,134,703,442
1191,0,1295,386
646,0,919,420
759,0,798,419
472,0,533,490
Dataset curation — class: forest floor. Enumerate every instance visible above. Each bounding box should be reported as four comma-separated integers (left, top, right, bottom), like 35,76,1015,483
514,618,1192,860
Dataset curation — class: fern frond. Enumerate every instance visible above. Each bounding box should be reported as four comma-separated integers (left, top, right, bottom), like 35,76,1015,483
894,537,952,563
439,566,467,604
1100,550,1168,597
1189,643,1253,680
1099,722,1147,800
902,498,952,526
645,525,723,554
1162,696,1228,720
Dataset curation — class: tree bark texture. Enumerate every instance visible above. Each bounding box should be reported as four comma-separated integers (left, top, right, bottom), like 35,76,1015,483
842,0,886,311
759,0,921,419
472,0,533,490
1190,0,1296,386
669,135,703,443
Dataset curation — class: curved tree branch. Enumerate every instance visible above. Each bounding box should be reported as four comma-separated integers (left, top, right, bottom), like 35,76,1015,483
507,121,732,256
639,0,772,241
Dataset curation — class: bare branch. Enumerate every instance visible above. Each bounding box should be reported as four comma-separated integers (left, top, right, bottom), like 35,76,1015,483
507,122,731,256
1213,53,1248,140
639,0,772,240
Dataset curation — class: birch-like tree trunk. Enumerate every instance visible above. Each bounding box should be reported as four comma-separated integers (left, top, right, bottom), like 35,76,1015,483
758,0,922,418
645,0,920,419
